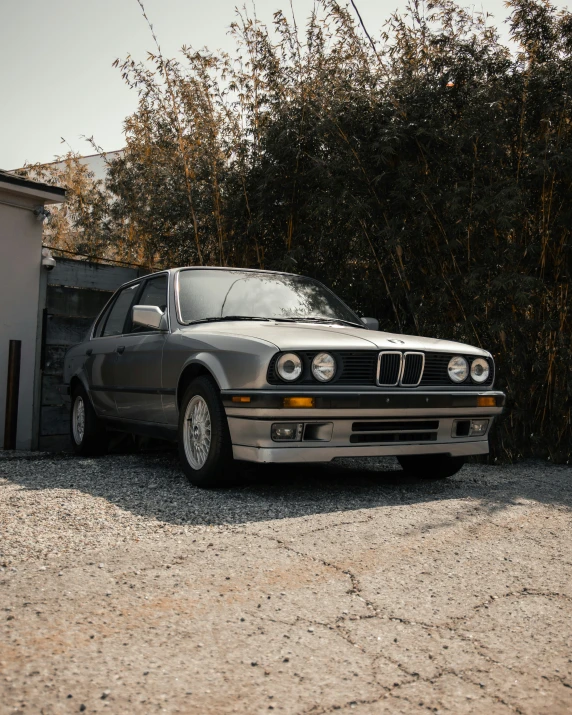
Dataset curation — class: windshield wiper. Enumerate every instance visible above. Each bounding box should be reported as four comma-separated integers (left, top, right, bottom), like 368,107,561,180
187,316,273,325
187,315,364,328
272,317,364,328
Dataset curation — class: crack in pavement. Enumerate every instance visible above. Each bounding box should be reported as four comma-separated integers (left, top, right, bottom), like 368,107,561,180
249,531,572,715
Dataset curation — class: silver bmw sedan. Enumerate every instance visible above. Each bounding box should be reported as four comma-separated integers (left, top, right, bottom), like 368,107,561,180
63,267,505,487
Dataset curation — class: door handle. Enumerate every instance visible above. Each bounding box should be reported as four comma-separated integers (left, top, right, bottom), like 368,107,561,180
116,346,125,354
85,348,93,356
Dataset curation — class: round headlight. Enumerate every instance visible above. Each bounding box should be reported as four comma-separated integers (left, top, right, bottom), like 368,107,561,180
471,358,490,383
311,352,336,382
448,356,469,383
276,353,302,382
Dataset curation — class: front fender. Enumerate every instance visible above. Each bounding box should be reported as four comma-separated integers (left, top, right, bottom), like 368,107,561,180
179,352,230,390
162,333,278,426
163,331,278,393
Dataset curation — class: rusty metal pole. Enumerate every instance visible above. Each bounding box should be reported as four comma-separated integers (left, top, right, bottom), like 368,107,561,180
4,340,22,450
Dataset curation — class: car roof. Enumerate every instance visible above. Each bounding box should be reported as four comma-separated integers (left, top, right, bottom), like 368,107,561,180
172,266,299,277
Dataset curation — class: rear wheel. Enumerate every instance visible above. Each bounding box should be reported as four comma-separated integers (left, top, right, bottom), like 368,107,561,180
70,384,108,456
397,454,466,479
178,376,235,487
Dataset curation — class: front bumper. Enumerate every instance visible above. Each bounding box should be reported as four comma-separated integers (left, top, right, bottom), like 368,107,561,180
223,389,505,464
232,440,490,463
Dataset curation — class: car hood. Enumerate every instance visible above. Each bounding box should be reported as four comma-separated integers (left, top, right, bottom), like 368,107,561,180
178,321,490,356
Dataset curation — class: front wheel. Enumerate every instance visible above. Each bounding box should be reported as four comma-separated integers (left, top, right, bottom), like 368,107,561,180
397,454,466,479
178,376,235,487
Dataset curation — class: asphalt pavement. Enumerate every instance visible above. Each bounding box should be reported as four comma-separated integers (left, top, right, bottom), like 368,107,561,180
0,451,571,714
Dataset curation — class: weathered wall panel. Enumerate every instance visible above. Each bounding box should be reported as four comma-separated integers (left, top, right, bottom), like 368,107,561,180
39,257,142,448
41,374,64,406
40,405,69,436
44,315,93,347
43,345,67,376
47,285,112,318
48,259,144,292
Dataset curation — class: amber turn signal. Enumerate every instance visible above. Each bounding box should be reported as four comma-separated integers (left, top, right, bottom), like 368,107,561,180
477,396,496,407
283,397,315,408
231,396,251,403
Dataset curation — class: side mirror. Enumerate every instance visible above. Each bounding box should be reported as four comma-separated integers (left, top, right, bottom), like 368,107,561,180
132,305,168,331
361,316,379,331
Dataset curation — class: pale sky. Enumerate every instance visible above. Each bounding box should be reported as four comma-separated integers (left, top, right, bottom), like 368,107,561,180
0,0,566,170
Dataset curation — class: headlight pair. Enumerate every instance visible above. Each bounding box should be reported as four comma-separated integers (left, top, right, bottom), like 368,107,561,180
448,356,490,384
276,352,336,383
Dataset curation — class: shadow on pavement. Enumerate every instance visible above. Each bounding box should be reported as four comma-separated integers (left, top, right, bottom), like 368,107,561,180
1,445,570,527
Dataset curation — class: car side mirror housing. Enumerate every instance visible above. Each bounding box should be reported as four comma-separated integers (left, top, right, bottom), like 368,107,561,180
361,316,379,331
132,305,168,331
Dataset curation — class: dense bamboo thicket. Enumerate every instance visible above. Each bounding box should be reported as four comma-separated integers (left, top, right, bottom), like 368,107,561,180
28,0,572,462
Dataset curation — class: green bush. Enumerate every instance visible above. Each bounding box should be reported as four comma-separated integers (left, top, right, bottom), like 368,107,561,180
56,0,572,461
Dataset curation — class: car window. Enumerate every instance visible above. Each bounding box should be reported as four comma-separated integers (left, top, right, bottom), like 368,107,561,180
101,283,140,337
130,275,168,333
93,298,114,338
177,269,360,324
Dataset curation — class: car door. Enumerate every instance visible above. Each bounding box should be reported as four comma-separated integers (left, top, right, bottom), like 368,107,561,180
86,282,141,416
112,274,169,423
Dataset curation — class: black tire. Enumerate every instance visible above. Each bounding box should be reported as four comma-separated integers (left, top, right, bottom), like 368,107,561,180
70,383,109,456
178,376,235,487
397,454,466,479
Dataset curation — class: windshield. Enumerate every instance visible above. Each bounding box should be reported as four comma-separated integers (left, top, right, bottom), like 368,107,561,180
177,269,360,325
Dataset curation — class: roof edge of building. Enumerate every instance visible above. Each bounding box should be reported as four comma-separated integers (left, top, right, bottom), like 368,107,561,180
0,170,66,202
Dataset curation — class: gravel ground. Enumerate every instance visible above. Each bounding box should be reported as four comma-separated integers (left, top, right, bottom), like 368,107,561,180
0,451,571,715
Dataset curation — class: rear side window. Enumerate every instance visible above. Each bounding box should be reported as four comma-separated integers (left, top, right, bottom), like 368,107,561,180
101,284,140,337
93,298,114,338
130,275,168,333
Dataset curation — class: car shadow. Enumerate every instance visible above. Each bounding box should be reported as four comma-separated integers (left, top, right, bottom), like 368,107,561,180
1,447,570,527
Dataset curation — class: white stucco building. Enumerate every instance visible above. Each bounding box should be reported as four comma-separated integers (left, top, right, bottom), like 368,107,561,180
0,171,66,449
33,150,124,182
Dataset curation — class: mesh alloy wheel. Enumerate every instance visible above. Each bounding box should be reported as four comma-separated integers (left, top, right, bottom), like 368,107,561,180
72,395,86,445
183,395,212,469
177,376,236,488
69,383,108,456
